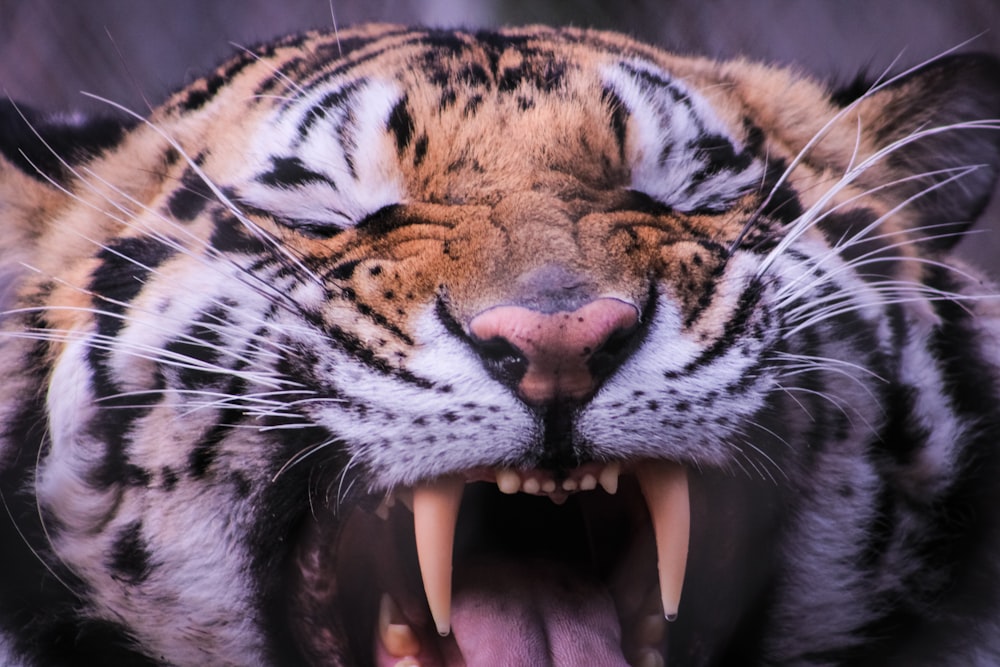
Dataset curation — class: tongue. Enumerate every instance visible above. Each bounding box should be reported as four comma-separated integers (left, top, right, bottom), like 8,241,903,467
450,558,630,666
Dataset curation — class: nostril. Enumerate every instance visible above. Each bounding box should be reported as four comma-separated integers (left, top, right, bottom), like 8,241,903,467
587,319,641,378
471,336,529,388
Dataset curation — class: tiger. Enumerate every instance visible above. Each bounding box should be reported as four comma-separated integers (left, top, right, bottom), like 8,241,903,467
2,22,1000,667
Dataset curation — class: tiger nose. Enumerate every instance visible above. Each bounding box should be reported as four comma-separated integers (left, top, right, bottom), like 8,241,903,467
468,298,640,405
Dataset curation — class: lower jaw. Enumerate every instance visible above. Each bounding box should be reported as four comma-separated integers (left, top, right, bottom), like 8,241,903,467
289,473,674,667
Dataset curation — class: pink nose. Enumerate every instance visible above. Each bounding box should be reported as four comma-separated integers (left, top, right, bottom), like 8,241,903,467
469,298,639,404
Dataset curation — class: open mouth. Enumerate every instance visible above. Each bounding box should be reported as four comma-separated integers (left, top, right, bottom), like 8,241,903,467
289,461,689,667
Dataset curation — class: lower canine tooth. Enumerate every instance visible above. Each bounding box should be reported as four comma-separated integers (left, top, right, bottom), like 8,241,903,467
636,461,690,621
378,593,421,657
636,613,667,645
634,648,665,667
413,476,464,636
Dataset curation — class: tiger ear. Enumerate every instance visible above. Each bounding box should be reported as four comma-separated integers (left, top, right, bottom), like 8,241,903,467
0,100,134,185
837,53,1000,245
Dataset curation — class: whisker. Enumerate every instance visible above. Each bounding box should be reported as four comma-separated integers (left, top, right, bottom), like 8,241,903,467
80,91,329,294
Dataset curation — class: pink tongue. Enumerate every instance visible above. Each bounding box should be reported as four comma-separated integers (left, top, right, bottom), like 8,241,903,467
450,558,630,666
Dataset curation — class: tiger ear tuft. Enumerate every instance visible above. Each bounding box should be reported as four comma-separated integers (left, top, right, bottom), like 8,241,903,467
842,53,1000,246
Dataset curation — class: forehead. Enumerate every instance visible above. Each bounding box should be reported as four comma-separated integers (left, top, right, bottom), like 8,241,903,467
224,26,763,226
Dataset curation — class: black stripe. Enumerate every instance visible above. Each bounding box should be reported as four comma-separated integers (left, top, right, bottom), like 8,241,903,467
167,166,215,222
178,72,227,112
668,279,764,378
387,97,414,154
210,208,271,254
164,305,228,389
188,376,248,478
89,237,176,319
601,87,628,162
927,266,1000,418
108,521,153,585
354,204,406,235
295,80,364,140
86,237,175,489
258,156,336,189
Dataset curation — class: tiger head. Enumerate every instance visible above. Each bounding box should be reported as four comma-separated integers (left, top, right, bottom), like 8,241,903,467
2,24,1000,666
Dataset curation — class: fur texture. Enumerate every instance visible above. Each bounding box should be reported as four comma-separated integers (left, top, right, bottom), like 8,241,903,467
1,24,1000,666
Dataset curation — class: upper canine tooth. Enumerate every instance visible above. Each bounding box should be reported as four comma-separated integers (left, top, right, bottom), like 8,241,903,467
634,648,666,667
496,469,521,494
413,476,464,636
635,461,690,621
599,462,621,495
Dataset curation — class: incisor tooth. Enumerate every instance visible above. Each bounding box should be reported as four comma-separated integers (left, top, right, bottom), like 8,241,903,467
580,473,597,491
636,461,689,621
599,461,621,495
374,493,396,520
413,476,464,636
378,593,421,657
397,488,415,513
496,469,521,494
522,477,541,494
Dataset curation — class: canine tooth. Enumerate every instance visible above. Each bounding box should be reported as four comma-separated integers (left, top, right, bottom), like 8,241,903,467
496,469,521,494
598,462,621,494
636,612,667,645
634,648,665,667
522,477,541,494
378,593,421,657
413,476,464,636
636,461,689,621
579,473,597,491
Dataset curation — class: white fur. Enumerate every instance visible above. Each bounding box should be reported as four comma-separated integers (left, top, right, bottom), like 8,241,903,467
38,337,120,532
602,60,764,212
298,306,538,488
238,78,407,229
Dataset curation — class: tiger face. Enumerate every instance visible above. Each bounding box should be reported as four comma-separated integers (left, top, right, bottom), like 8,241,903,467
2,24,1000,666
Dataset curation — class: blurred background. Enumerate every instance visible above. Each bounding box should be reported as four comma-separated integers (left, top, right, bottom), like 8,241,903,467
1,0,998,272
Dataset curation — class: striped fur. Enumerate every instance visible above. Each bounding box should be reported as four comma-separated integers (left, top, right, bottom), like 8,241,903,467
1,24,999,666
